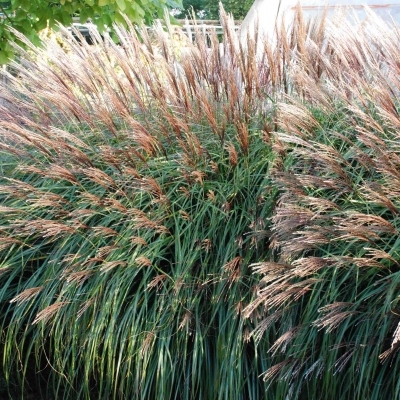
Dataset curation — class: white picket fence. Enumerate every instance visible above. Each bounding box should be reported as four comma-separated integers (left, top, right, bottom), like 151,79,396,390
69,18,242,44
177,20,242,42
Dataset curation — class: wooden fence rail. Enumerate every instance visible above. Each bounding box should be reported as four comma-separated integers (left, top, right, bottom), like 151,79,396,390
69,18,242,43
177,20,241,42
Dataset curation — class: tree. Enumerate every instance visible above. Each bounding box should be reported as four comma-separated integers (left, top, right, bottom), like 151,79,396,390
0,0,182,63
172,0,205,18
174,0,253,20
203,0,253,20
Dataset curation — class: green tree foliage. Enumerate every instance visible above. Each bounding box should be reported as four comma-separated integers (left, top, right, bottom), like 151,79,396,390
203,0,253,19
174,0,253,19
0,0,182,62
173,0,204,17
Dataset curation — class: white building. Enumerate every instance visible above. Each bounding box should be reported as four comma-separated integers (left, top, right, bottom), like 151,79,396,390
240,0,400,41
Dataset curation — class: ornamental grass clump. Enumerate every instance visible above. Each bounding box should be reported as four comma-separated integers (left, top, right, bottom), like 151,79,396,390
0,8,293,400
245,12,400,400
3,5,400,400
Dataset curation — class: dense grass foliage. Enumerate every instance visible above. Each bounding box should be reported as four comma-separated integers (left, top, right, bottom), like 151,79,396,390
245,14,400,400
0,9,283,400
2,6,400,400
